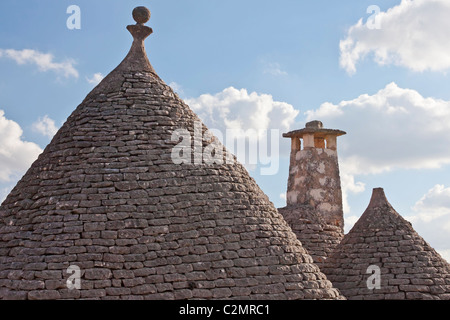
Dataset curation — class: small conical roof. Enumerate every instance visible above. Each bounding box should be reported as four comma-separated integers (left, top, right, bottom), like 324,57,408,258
323,188,450,300
0,7,342,300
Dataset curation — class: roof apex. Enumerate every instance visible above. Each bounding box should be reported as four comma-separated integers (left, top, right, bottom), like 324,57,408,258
350,188,413,233
367,187,390,209
83,6,157,102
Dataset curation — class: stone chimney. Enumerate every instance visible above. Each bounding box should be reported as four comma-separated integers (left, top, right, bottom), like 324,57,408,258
283,120,346,230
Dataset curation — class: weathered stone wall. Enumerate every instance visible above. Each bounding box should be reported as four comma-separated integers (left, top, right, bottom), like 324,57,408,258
286,148,344,230
278,205,343,270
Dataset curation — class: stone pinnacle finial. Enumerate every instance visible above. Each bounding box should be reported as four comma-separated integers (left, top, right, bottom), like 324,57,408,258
76,6,157,101
132,6,151,25
127,6,153,42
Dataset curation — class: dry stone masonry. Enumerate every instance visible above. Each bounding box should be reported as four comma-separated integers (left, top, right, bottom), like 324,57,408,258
0,7,343,300
279,121,345,269
1,5,448,302
283,121,346,231
278,205,343,271
322,188,450,300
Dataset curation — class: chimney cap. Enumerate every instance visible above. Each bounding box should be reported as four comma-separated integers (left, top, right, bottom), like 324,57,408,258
283,120,346,139
306,120,323,129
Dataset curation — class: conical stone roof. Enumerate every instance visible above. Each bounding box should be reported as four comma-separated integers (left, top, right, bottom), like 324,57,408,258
322,188,450,300
0,7,342,300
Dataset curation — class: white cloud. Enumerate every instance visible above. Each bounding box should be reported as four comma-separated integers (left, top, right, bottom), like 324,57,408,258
86,73,104,86
263,62,288,76
404,185,450,262
0,49,78,78
444,221,450,233
307,82,450,174
280,193,287,201
32,115,59,139
0,110,43,182
185,87,298,174
169,82,184,95
344,215,359,234
340,164,366,214
409,185,450,223
306,82,450,213
437,249,450,263
186,87,298,136
0,185,13,204
340,0,450,74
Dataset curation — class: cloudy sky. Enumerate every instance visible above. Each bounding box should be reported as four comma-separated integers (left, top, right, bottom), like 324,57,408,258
0,0,449,261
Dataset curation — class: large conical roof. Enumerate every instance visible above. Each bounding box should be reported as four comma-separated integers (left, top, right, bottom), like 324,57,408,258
322,188,450,300
0,7,342,300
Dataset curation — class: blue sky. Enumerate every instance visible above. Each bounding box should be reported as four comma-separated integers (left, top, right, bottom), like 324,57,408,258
1,0,450,261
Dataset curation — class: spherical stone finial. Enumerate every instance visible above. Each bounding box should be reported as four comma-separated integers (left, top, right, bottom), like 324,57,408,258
133,6,151,24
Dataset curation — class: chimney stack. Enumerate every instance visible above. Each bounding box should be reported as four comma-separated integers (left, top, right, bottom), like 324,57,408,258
283,121,346,230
